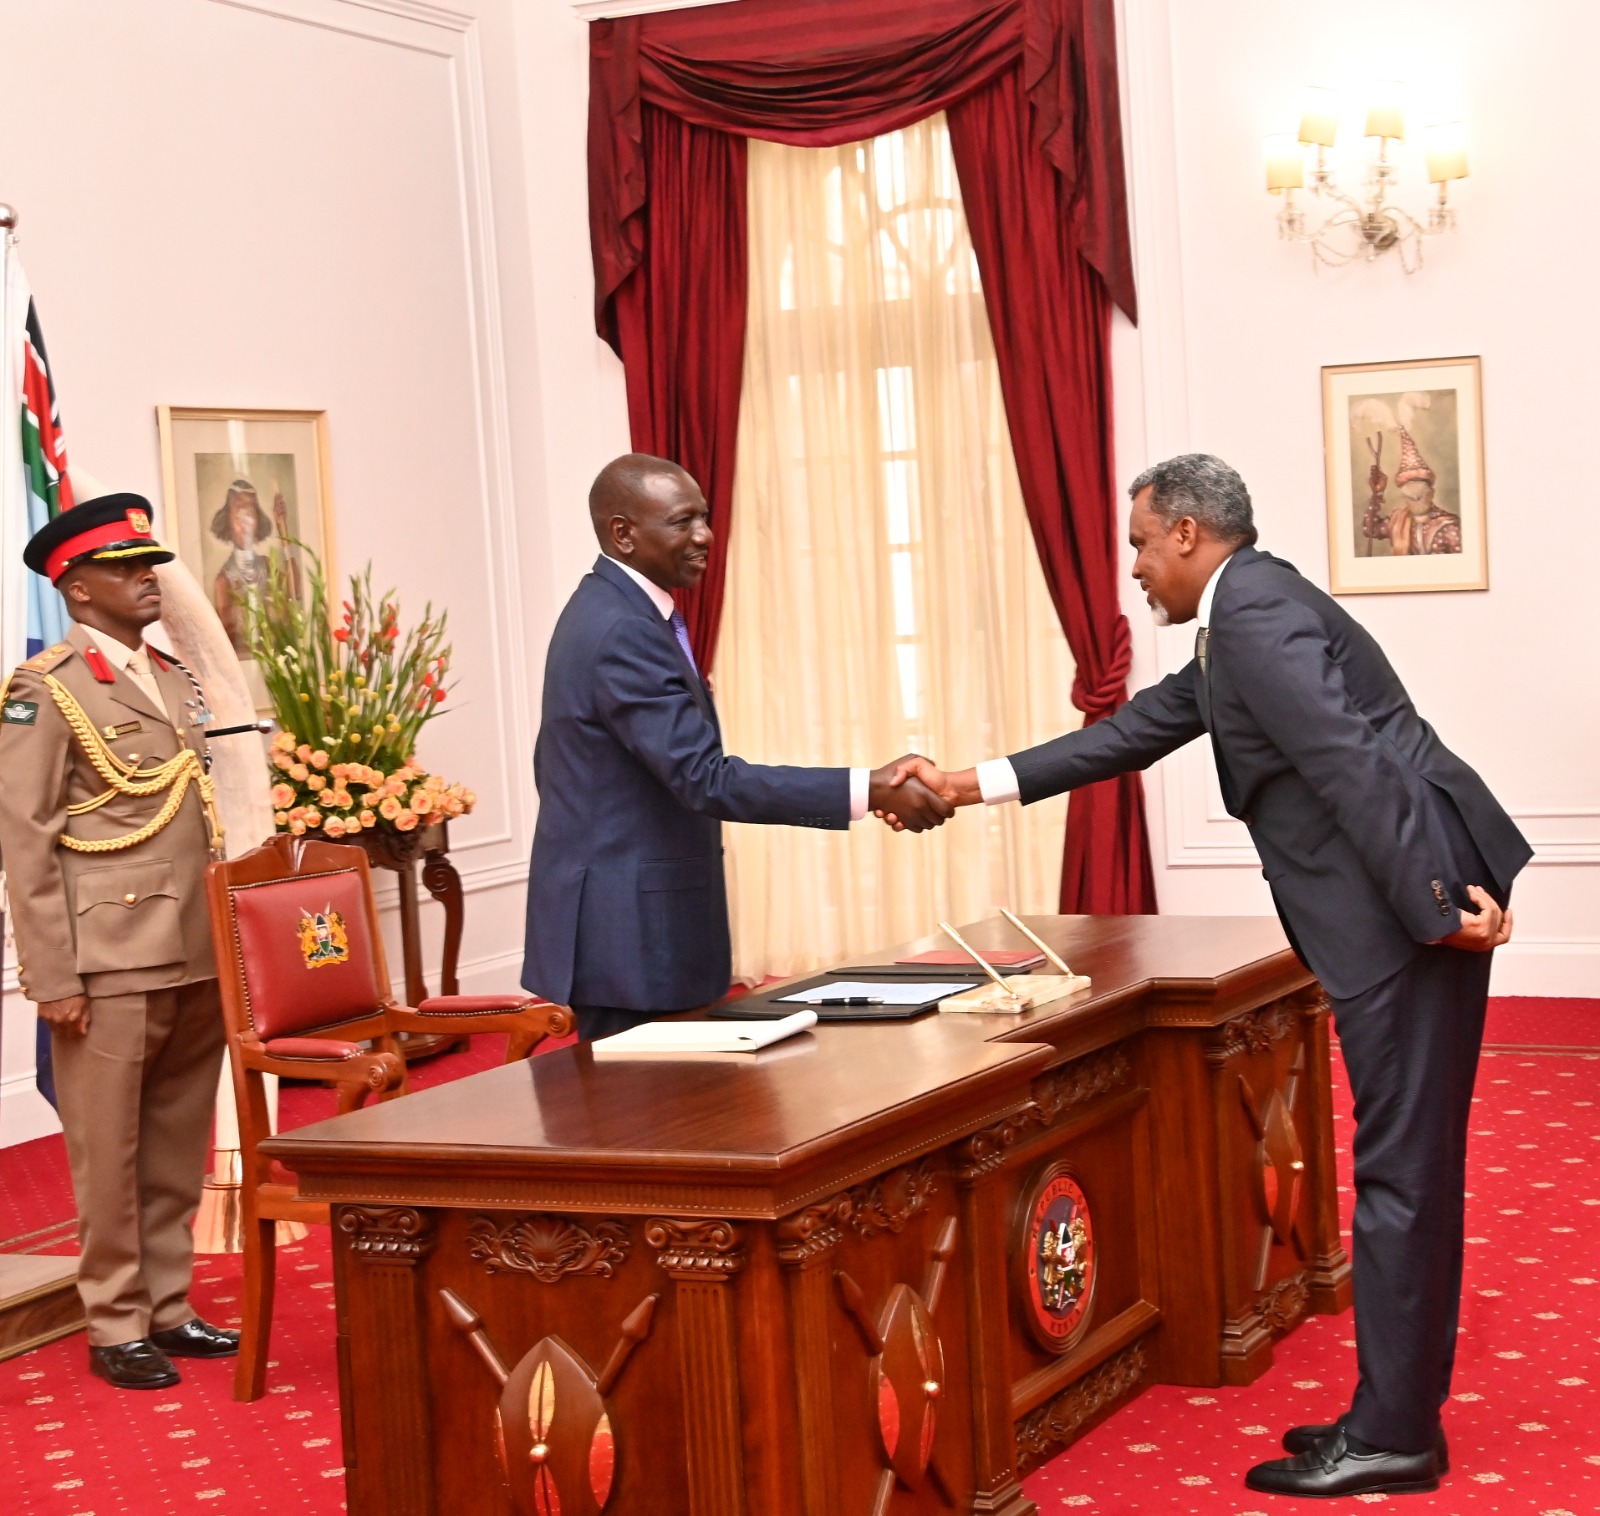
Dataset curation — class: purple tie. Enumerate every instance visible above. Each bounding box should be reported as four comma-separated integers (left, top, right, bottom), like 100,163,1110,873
670,609,699,677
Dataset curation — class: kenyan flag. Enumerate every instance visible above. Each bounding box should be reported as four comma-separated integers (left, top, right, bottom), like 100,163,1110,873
2,246,73,670
1,238,74,1108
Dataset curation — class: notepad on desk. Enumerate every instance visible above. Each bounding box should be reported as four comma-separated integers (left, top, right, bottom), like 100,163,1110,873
895,949,1046,970
592,1009,818,1056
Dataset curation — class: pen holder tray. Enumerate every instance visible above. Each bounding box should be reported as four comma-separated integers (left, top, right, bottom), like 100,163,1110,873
938,973,1092,1015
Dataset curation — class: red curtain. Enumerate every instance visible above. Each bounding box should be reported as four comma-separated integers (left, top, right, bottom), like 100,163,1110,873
587,0,1155,913
948,67,1154,912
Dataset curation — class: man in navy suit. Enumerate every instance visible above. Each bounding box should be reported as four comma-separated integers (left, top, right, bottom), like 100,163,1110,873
891,455,1529,1499
522,453,951,1041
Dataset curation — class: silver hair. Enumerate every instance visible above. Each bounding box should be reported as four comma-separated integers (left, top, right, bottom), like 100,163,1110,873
1128,454,1257,546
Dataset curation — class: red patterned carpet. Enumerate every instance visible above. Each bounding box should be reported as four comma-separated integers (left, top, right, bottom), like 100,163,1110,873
2,1006,1598,1513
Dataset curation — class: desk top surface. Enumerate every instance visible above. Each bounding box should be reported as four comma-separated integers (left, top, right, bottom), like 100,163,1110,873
266,915,1301,1184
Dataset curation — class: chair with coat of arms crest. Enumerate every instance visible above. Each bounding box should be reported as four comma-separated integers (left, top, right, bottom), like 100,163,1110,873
205,833,574,1401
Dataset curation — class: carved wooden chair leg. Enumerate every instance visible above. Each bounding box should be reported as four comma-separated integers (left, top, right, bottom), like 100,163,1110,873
506,1027,540,1062
234,1211,276,1402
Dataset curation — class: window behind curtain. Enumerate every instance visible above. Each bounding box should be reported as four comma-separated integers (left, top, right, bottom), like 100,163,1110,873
719,114,1079,981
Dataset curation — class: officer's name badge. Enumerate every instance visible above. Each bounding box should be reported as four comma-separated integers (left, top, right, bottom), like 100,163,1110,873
2,700,38,725
103,720,143,739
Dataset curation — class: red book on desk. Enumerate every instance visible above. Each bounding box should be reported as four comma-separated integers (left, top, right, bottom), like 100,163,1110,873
895,949,1046,969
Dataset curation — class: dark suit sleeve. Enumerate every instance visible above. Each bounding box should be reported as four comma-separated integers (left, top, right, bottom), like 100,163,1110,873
1210,588,1460,946
592,616,850,828
1008,664,1206,803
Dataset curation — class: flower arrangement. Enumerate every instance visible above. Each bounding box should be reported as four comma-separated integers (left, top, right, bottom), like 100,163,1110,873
244,549,475,839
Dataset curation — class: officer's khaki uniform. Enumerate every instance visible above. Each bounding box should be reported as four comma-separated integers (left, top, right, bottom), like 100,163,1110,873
0,621,223,1345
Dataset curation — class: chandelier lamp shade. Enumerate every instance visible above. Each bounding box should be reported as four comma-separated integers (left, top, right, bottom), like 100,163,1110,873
1264,81,1469,273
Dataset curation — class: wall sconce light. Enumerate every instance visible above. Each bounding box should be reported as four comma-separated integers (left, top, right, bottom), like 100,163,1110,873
1265,83,1468,273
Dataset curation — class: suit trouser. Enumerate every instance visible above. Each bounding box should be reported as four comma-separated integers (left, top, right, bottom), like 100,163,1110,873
570,1004,655,1042
50,979,226,1346
1332,943,1492,1454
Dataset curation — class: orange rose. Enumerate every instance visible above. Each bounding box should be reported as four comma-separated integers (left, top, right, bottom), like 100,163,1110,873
273,810,289,826
310,750,330,770
271,751,294,771
289,819,307,836
379,797,402,820
306,774,327,793
410,791,434,815
324,817,346,838
394,809,419,832
296,744,313,763
359,809,377,828
289,763,310,782
271,731,296,754
304,809,323,828
270,782,296,808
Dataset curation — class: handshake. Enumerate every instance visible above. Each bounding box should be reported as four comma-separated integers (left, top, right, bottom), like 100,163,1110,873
865,755,982,833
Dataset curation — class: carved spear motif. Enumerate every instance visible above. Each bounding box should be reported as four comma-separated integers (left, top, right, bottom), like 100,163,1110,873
596,1292,660,1397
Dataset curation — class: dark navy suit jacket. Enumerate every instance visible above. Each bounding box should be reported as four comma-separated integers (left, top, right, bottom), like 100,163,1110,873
1009,547,1531,999
522,556,851,1011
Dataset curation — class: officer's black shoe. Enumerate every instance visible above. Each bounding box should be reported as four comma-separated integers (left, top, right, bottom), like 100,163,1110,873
89,1339,181,1390
151,1318,241,1358
1246,1428,1440,1498
1282,1420,1449,1473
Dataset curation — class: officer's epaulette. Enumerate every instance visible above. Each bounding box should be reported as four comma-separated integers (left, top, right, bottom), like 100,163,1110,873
19,642,74,676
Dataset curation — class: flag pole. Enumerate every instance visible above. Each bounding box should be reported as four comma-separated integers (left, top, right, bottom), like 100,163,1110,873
0,204,15,1126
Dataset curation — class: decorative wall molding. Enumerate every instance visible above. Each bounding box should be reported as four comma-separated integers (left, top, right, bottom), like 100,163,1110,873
466,1214,631,1280
571,0,740,18
208,0,533,869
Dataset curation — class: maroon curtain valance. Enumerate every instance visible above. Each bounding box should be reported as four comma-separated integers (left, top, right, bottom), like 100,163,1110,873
590,0,1136,352
584,0,1155,915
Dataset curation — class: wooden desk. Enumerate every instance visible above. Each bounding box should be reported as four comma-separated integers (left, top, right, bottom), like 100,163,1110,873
268,916,1350,1516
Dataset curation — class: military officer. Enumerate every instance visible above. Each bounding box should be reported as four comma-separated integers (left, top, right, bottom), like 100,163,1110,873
0,495,239,1389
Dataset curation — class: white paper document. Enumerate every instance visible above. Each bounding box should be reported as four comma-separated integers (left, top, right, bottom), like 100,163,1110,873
591,1009,819,1056
774,980,972,1007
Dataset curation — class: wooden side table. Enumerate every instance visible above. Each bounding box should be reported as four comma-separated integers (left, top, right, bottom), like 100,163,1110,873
339,822,467,1061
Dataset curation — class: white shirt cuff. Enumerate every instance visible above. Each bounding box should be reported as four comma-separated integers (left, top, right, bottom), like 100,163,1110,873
976,757,1021,806
849,767,869,822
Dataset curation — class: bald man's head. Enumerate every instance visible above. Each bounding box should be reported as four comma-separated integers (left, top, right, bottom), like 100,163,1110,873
589,453,712,592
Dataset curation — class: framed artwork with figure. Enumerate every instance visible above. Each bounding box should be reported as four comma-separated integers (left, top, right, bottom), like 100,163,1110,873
156,407,335,703
1321,356,1487,594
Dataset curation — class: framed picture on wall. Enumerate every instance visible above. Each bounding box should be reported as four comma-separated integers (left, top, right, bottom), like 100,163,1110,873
156,407,335,701
1321,356,1487,594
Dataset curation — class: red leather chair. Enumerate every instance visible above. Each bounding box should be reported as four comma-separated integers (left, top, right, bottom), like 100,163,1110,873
205,833,572,1400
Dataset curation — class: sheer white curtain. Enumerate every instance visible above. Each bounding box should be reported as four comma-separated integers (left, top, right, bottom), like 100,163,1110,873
719,113,1079,982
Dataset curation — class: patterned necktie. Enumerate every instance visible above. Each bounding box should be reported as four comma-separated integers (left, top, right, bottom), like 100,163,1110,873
669,609,699,677
1195,625,1210,675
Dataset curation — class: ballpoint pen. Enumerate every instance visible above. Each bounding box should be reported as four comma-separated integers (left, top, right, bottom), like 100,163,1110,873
998,907,1076,977
937,920,1025,1004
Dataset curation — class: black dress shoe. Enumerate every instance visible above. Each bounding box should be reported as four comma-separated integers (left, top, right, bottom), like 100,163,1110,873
150,1318,241,1358
89,1340,180,1390
1246,1428,1440,1497
1283,1419,1449,1473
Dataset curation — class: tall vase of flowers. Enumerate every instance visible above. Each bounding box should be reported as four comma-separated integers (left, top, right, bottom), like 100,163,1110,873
244,549,475,863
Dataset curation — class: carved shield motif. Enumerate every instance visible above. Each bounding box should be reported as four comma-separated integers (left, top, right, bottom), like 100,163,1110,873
873,1282,944,1489
498,1336,615,1515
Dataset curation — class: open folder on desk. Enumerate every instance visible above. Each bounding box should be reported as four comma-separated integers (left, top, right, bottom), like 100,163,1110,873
592,1009,818,1056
